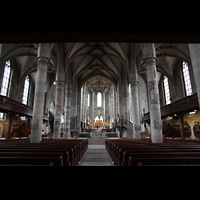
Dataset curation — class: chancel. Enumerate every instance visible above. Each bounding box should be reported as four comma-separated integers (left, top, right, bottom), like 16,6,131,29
1,36,200,166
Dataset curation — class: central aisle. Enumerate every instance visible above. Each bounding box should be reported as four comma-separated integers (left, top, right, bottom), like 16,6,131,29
79,137,113,166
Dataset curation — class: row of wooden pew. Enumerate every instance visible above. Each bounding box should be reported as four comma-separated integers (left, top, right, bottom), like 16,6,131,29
0,138,88,166
105,138,200,166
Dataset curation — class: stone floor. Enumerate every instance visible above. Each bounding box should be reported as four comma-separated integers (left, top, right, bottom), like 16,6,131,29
79,137,113,166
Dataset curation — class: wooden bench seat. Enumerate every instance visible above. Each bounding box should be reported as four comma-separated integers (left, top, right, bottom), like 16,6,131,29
0,156,63,166
117,146,200,166
0,139,88,166
128,156,200,166
105,139,200,166
0,147,76,166
123,151,200,166
0,151,70,166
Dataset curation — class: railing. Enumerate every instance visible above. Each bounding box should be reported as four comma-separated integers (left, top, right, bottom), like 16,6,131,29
0,95,48,121
163,125,181,137
116,118,133,131
143,93,199,122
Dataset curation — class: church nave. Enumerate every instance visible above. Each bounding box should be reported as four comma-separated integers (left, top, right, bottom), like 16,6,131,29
0,40,200,167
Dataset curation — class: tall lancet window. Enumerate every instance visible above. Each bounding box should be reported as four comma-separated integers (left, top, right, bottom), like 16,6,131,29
163,75,171,105
182,61,193,96
97,92,102,107
0,60,11,120
22,75,30,105
1,60,11,97
88,93,90,107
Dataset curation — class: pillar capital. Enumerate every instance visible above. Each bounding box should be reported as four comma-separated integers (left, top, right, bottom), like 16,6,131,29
37,43,53,59
143,57,157,66
37,56,49,61
130,80,139,86
54,80,65,86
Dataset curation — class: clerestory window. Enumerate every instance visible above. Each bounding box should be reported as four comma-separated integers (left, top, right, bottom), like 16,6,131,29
22,75,30,105
1,60,11,97
97,92,102,107
163,75,171,105
88,93,90,107
0,60,11,120
182,61,192,96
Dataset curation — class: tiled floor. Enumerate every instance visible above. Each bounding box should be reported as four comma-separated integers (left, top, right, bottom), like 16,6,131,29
79,138,113,166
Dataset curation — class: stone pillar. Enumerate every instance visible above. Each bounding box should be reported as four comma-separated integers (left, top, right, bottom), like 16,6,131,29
116,88,119,117
130,81,141,139
63,71,72,139
63,92,72,138
114,89,116,119
94,91,97,118
105,92,109,123
119,84,123,119
92,92,95,122
189,44,200,107
84,86,88,123
70,80,77,130
53,81,64,139
31,44,51,143
53,44,65,139
102,92,106,121
95,91,98,130
122,92,129,120
81,86,84,121
116,84,120,118
76,88,81,132
129,43,141,139
88,90,91,122
145,57,163,143
142,43,163,143
122,70,129,120
109,86,114,127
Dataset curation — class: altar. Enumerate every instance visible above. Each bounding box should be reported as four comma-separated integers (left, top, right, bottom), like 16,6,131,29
95,130,102,136
90,120,108,129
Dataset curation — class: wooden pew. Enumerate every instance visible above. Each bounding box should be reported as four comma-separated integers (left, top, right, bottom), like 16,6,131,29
1,138,88,160
128,156,200,166
105,139,200,166
0,139,88,166
0,145,76,166
119,145,200,166
0,151,70,166
124,151,200,166
0,156,63,166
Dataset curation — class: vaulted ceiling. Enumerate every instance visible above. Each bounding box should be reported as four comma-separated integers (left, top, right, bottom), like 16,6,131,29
66,43,129,88
86,76,112,93
0,42,192,91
